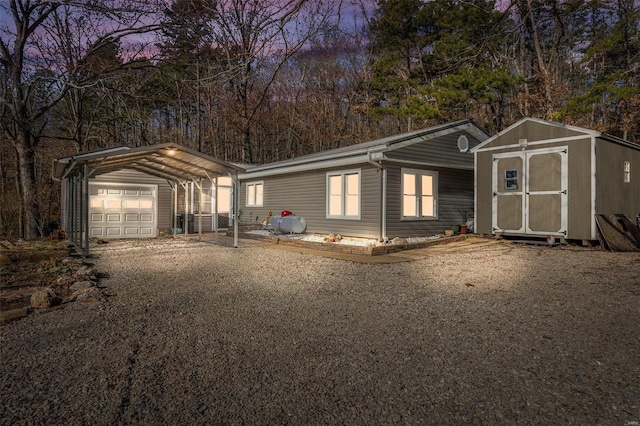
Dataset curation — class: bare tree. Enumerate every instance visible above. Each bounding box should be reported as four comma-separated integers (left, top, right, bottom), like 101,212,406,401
199,0,340,163
0,0,162,239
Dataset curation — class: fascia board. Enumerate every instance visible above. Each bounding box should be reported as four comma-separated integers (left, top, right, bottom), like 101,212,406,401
239,155,371,179
245,146,388,173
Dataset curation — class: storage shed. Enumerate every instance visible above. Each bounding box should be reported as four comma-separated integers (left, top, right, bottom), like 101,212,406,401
472,118,640,241
238,120,488,240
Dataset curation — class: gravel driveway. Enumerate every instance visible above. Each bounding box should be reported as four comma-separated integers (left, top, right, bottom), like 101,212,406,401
1,238,639,425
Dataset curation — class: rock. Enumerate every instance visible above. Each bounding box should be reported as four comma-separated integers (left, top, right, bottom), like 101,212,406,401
74,266,96,280
323,234,343,243
70,280,96,291
0,307,31,325
30,288,62,309
75,288,104,304
0,253,11,265
56,275,76,287
61,257,84,267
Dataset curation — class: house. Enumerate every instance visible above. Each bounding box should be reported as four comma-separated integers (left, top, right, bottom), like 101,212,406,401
238,120,488,240
53,120,487,253
472,118,640,241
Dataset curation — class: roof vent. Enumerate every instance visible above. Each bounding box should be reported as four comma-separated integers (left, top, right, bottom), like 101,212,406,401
457,135,469,153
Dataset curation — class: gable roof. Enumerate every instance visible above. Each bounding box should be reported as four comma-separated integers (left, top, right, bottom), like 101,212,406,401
53,143,245,182
241,120,488,179
471,117,639,152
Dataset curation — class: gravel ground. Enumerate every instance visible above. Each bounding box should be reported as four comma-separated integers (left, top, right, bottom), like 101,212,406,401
1,238,639,425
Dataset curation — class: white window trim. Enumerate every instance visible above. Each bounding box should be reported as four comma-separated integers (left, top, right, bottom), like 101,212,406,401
401,168,438,220
326,169,361,220
245,181,264,207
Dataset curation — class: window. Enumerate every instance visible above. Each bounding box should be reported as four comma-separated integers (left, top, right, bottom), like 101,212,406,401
624,161,631,183
402,169,437,219
326,170,360,219
246,181,263,207
504,169,518,190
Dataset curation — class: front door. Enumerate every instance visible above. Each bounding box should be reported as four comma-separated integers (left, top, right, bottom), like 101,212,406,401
492,147,568,236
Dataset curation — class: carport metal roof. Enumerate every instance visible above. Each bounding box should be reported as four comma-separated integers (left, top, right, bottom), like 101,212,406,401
53,143,246,256
53,143,245,181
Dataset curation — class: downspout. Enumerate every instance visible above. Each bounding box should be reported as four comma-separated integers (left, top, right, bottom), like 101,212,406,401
367,151,387,241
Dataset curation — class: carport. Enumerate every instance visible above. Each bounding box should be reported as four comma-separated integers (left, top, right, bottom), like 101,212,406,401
53,143,245,255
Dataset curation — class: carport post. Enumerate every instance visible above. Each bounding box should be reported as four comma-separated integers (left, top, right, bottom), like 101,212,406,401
213,177,218,242
184,181,189,236
196,179,203,238
69,175,75,246
172,182,177,236
75,174,81,251
65,178,71,240
83,162,90,255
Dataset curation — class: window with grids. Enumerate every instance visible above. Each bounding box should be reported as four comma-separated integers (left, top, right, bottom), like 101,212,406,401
246,181,264,207
402,169,438,219
624,161,631,183
326,170,360,219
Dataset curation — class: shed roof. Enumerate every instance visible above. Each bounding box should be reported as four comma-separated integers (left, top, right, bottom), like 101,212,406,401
471,118,640,153
53,143,245,182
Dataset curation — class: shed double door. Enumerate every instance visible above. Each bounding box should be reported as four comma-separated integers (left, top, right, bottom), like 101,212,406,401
492,147,568,237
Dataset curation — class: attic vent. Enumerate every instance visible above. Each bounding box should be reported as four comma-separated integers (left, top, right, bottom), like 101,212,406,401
457,135,469,153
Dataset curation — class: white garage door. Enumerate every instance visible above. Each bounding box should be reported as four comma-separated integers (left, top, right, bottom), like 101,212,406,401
89,183,157,238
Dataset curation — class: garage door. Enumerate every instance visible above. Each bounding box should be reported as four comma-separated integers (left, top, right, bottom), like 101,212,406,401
89,183,157,238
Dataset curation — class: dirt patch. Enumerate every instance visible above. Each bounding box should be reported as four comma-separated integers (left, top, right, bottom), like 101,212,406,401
0,239,87,312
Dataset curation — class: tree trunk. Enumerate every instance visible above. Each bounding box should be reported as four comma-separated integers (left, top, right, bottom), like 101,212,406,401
14,132,40,239
242,125,253,164
525,0,554,118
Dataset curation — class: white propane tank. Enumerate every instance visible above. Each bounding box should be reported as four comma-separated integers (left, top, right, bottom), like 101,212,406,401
272,215,307,233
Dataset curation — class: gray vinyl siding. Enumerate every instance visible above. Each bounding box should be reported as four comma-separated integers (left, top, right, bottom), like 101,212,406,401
240,164,382,238
385,132,480,168
383,130,477,238
385,165,474,238
92,169,174,232
60,179,68,230
596,138,640,218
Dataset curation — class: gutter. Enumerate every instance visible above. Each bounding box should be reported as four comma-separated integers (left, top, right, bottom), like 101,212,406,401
238,154,374,179
367,151,387,242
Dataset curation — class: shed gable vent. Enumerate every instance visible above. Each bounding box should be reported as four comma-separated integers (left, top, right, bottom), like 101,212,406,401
457,135,469,153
